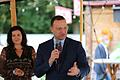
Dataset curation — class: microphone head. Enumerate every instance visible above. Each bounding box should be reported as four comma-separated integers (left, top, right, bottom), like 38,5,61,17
55,42,62,52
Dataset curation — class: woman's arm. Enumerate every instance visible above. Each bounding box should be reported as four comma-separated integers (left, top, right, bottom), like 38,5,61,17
0,48,7,77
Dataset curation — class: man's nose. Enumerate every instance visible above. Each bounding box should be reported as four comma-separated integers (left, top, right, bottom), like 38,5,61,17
60,28,66,33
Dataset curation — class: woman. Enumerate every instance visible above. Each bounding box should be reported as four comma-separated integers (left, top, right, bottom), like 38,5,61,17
0,26,36,80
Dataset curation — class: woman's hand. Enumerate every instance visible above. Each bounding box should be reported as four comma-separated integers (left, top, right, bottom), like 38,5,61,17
13,68,24,76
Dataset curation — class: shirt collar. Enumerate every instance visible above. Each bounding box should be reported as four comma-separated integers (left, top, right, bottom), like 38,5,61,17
53,37,65,47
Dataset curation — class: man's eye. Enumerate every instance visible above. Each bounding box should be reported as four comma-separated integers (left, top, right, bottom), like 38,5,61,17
57,28,62,30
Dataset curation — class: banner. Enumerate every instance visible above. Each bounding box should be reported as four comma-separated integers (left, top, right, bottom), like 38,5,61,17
55,6,72,24
73,0,80,16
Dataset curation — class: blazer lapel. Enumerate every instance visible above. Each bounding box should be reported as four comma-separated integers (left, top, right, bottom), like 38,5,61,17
47,38,54,58
58,38,69,71
50,38,54,49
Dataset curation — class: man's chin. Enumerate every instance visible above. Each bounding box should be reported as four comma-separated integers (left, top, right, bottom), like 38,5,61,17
59,37,66,40
55,35,66,40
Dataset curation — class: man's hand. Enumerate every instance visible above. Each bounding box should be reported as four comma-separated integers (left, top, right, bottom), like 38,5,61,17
67,62,80,76
49,49,60,65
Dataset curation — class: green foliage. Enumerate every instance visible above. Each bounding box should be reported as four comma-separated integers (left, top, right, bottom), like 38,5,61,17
0,4,11,33
0,0,79,34
17,0,52,33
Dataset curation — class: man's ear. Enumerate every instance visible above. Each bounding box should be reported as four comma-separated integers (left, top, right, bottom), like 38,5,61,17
50,27,53,33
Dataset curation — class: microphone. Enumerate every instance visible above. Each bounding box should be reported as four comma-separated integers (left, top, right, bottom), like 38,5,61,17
55,41,62,64
55,42,62,52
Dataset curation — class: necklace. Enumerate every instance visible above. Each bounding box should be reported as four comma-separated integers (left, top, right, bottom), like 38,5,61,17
15,48,23,57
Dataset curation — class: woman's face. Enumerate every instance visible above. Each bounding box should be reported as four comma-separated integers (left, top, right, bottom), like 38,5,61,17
12,30,22,45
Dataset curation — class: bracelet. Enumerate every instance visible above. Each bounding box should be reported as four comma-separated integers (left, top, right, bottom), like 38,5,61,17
13,70,16,75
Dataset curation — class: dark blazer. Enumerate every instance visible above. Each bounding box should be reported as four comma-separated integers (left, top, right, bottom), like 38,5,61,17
34,37,90,80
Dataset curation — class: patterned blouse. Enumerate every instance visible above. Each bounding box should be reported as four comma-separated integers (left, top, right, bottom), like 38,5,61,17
0,46,35,80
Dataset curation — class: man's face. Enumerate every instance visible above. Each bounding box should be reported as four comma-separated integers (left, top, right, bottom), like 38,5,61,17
51,20,68,40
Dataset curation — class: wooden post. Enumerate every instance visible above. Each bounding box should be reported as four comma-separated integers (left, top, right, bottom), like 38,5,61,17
10,0,17,27
80,0,83,42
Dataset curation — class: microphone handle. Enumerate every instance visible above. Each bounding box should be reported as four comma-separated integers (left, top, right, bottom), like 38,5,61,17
54,43,61,64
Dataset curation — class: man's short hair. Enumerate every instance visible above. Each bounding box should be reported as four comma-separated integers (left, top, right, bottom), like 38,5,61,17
51,15,66,26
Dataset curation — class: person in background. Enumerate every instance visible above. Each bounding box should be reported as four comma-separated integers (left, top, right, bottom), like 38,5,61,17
34,15,90,80
0,26,36,80
94,28,113,80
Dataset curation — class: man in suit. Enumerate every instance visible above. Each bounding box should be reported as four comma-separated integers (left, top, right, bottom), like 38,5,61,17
94,28,112,80
34,15,90,80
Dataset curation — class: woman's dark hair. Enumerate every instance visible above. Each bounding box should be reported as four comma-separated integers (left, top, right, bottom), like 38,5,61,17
51,15,66,26
7,25,27,47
